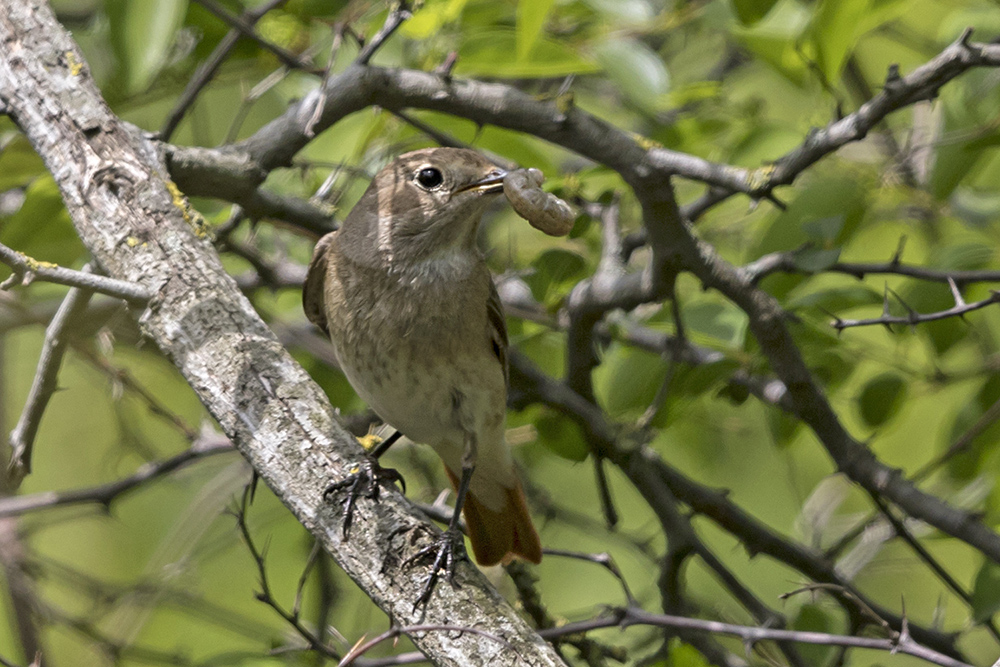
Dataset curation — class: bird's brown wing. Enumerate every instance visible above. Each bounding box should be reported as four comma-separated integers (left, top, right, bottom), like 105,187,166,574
487,279,509,388
303,233,336,337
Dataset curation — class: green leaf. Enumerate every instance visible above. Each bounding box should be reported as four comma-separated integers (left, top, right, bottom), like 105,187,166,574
402,0,469,39
792,246,841,272
516,0,556,61
674,359,742,397
801,215,844,243
756,175,869,256
787,285,882,312
733,0,812,84
515,329,565,378
456,30,599,78
662,639,712,667
856,373,907,428
682,301,749,349
953,187,1000,227
582,0,655,24
534,412,589,462
930,99,992,201
945,375,1000,480
857,0,911,34
107,0,189,92
0,177,84,269
731,0,780,25
0,134,46,190
525,249,588,304
972,560,1000,623
931,242,994,272
595,38,670,111
793,604,834,665
593,344,669,418
811,0,873,81
769,409,802,448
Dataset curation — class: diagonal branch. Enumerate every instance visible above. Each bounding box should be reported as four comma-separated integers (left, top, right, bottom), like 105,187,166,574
159,0,292,141
509,352,963,659
682,232,1000,565
0,4,565,666
191,0,314,72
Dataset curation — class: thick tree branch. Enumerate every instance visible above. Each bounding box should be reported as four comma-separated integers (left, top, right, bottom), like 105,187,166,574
0,4,564,666
164,33,1000,227
683,235,1000,564
509,352,962,659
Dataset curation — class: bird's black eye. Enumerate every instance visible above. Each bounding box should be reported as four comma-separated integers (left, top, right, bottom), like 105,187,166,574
415,167,444,189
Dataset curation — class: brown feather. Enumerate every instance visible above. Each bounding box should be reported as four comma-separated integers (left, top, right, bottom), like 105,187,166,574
303,233,335,336
445,468,542,566
486,280,509,388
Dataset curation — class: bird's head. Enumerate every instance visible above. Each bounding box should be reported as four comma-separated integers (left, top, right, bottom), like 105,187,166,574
342,147,507,268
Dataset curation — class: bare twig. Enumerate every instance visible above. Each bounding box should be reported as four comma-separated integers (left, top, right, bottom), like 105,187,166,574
0,244,150,304
8,271,95,485
304,26,346,138
338,624,512,667
160,0,291,140
0,435,232,518
355,2,412,66
511,352,960,658
867,493,1000,643
543,549,636,605
0,518,45,666
534,606,971,667
743,250,1000,287
647,29,1000,205
234,485,342,660
72,344,200,441
831,289,1000,331
191,0,314,71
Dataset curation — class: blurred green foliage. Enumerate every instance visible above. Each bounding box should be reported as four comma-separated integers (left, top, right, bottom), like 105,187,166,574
3,0,1000,665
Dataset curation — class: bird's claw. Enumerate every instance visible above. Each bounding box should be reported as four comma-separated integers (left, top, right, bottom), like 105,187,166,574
324,458,405,537
405,527,467,609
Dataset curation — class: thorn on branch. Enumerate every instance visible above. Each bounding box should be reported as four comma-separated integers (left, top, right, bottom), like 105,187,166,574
434,51,459,79
958,26,974,50
947,277,965,307
891,236,907,266
762,191,787,211
884,64,904,94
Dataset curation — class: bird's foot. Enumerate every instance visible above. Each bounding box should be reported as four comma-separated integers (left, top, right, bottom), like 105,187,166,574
324,457,405,537
404,526,467,609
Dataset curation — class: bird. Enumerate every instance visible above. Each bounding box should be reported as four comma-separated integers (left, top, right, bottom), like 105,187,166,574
303,147,542,602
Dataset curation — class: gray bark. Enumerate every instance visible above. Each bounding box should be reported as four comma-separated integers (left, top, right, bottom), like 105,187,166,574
0,2,565,665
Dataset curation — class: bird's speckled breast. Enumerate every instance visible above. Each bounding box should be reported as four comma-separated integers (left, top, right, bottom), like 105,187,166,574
323,244,506,456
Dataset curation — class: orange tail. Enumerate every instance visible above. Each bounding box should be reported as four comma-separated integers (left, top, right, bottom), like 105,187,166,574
444,469,542,566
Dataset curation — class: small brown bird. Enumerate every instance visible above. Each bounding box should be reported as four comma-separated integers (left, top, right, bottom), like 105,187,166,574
304,148,542,599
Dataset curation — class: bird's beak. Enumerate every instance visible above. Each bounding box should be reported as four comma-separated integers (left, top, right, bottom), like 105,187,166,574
457,169,508,195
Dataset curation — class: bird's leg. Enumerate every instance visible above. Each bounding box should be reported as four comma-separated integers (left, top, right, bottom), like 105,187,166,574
324,430,405,537
408,430,476,608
